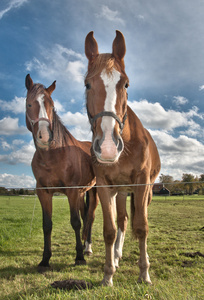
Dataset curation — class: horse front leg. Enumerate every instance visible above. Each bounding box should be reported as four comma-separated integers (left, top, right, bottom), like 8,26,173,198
132,177,152,284
68,191,86,265
114,192,128,268
37,189,53,271
98,187,117,286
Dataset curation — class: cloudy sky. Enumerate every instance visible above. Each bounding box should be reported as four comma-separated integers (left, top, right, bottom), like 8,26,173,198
0,0,204,188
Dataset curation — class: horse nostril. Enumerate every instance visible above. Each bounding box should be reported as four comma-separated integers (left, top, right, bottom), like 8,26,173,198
117,138,124,152
39,131,42,139
94,139,101,154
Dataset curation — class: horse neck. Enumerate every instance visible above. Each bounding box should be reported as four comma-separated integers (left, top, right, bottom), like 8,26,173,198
122,106,144,144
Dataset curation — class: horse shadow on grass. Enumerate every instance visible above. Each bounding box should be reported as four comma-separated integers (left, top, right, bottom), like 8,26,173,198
0,247,84,280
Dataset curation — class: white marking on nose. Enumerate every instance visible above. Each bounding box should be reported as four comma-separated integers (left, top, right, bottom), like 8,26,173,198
100,68,120,132
37,94,48,119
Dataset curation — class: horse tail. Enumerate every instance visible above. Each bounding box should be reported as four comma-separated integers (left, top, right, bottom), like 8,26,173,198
130,193,135,232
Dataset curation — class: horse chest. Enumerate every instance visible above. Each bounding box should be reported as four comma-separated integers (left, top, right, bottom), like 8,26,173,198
95,163,133,185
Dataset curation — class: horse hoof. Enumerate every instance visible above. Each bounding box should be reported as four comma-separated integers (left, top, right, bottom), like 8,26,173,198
84,251,93,256
75,259,87,266
101,278,113,287
137,277,152,285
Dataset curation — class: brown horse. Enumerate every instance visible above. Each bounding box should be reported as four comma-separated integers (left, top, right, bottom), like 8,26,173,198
85,31,161,286
25,74,98,270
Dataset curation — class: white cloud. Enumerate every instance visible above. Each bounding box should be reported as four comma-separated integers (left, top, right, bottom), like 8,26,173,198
0,96,25,114
1,138,26,151
150,130,204,180
0,117,27,135
96,5,125,25
0,173,35,188
54,99,65,113
173,96,188,106
8,143,34,165
59,111,91,141
1,141,11,150
13,139,25,145
66,61,85,83
25,44,86,84
127,99,204,179
60,111,89,128
0,139,35,165
0,0,28,20
69,127,92,141
128,99,202,134
199,85,204,91
138,15,145,21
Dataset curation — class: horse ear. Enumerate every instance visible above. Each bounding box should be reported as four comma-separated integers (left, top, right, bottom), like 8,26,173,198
46,80,56,95
25,74,34,91
112,30,126,66
85,31,99,62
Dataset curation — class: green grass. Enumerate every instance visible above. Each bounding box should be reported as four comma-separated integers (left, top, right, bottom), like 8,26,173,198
0,195,204,299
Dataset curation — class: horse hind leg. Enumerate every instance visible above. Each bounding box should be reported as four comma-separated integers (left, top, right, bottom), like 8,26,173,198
69,193,86,265
131,186,152,284
83,188,99,256
114,192,128,268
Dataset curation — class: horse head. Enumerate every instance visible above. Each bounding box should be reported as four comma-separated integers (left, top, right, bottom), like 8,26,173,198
25,74,56,149
85,31,129,164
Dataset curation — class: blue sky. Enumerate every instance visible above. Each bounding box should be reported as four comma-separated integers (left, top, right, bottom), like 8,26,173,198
0,0,204,188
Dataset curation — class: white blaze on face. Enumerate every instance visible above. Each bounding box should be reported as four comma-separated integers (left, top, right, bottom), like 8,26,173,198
37,94,48,119
36,94,50,145
99,68,121,160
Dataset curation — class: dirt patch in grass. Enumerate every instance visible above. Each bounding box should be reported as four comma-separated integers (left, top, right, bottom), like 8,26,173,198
51,279,93,290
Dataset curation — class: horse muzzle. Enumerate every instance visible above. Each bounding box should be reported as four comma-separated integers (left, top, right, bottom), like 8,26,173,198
35,120,52,149
93,133,124,164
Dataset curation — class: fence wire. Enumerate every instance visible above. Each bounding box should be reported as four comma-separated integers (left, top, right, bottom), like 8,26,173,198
5,181,204,191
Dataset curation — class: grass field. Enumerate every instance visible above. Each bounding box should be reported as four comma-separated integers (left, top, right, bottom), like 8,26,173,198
0,194,204,299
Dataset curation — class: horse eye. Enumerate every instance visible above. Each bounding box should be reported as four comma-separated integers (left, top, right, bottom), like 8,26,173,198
27,104,32,108
85,83,91,90
125,83,129,89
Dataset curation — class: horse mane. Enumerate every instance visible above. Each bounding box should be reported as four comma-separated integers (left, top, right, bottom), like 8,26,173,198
85,53,122,80
51,109,76,148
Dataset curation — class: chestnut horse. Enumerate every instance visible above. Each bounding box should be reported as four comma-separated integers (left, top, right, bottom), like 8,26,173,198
85,31,161,286
25,74,98,270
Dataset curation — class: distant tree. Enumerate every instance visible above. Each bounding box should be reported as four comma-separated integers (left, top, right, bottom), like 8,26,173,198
182,173,195,195
0,187,8,195
159,174,174,193
159,174,174,183
199,174,204,181
12,189,16,195
19,188,24,195
199,174,204,195
171,180,184,195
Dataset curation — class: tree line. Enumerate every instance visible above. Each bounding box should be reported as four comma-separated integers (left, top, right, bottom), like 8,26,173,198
0,187,35,196
159,173,204,195
0,173,204,196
